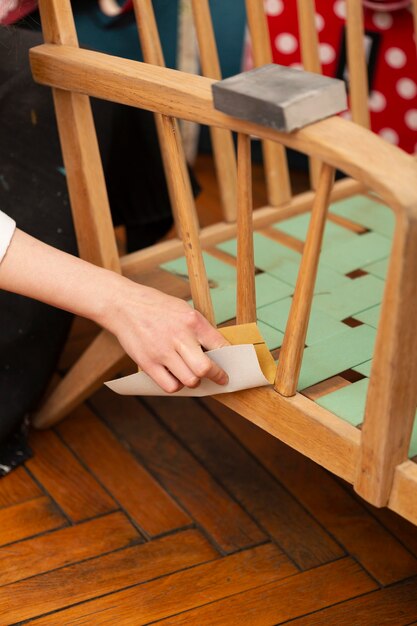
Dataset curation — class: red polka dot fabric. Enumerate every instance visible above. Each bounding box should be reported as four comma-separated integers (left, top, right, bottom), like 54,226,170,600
244,0,417,154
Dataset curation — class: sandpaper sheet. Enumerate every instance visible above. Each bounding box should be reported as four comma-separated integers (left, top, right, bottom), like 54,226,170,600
106,344,272,397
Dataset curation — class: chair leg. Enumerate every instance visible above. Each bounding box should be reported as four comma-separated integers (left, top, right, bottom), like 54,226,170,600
32,330,130,429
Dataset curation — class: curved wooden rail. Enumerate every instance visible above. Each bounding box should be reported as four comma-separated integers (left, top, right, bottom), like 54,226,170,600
30,44,417,216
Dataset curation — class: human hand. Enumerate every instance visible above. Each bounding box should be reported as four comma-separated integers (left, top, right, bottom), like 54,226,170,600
100,276,230,393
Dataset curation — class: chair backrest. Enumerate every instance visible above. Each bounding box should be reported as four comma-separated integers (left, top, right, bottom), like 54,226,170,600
31,0,417,510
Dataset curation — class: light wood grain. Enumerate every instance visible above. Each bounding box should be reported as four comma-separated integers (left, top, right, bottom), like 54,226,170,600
355,216,417,506
275,164,335,396
159,114,215,323
296,0,322,189
236,134,256,324
29,45,417,214
131,0,190,236
215,385,360,484
245,0,292,205
346,0,371,129
389,461,417,526
191,0,237,222
37,1,120,272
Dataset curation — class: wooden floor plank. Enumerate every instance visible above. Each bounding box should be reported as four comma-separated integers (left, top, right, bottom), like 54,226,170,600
0,511,140,586
208,399,417,584
57,404,190,537
91,388,266,553
288,576,417,625
26,428,117,523
0,466,41,509
1,529,216,624
148,396,344,570
27,543,295,626
359,498,417,559
0,496,66,547
151,558,376,626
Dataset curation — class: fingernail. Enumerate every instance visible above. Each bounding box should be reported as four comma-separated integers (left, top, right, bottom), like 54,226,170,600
219,373,229,385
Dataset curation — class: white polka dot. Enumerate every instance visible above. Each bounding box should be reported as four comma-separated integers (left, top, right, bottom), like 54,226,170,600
372,12,393,30
315,13,325,32
385,47,407,69
405,110,417,131
290,63,303,71
379,128,399,145
368,91,386,113
275,33,298,54
340,110,352,121
334,0,346,19
264,0,283,16
319,43,336,65
397,78,417,100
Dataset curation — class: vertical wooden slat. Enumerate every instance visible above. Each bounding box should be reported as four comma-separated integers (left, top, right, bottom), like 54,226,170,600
132,0,199,237
132,0,213,321
355,215,417,506
346,0,371,129
245,0,292,206
38,0,121,273
236,134,256,325
274,164,335,396
160,115,215,324
191,0,237,222
296,0,322,189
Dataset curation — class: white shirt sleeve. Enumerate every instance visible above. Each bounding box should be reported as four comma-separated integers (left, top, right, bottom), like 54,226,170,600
0,210,16,264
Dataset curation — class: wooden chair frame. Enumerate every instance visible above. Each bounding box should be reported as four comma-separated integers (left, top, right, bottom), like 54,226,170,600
30,0,417,524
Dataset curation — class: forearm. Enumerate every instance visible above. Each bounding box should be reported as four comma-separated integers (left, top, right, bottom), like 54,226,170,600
0,228,122,324
0,228,229,391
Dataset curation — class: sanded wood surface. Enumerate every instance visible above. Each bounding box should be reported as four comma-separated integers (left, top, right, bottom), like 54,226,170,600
275,164,335,395
346,0,371,129
236,133,256,324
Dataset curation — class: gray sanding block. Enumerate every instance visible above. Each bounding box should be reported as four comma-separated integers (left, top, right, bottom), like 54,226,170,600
212,64,347,132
